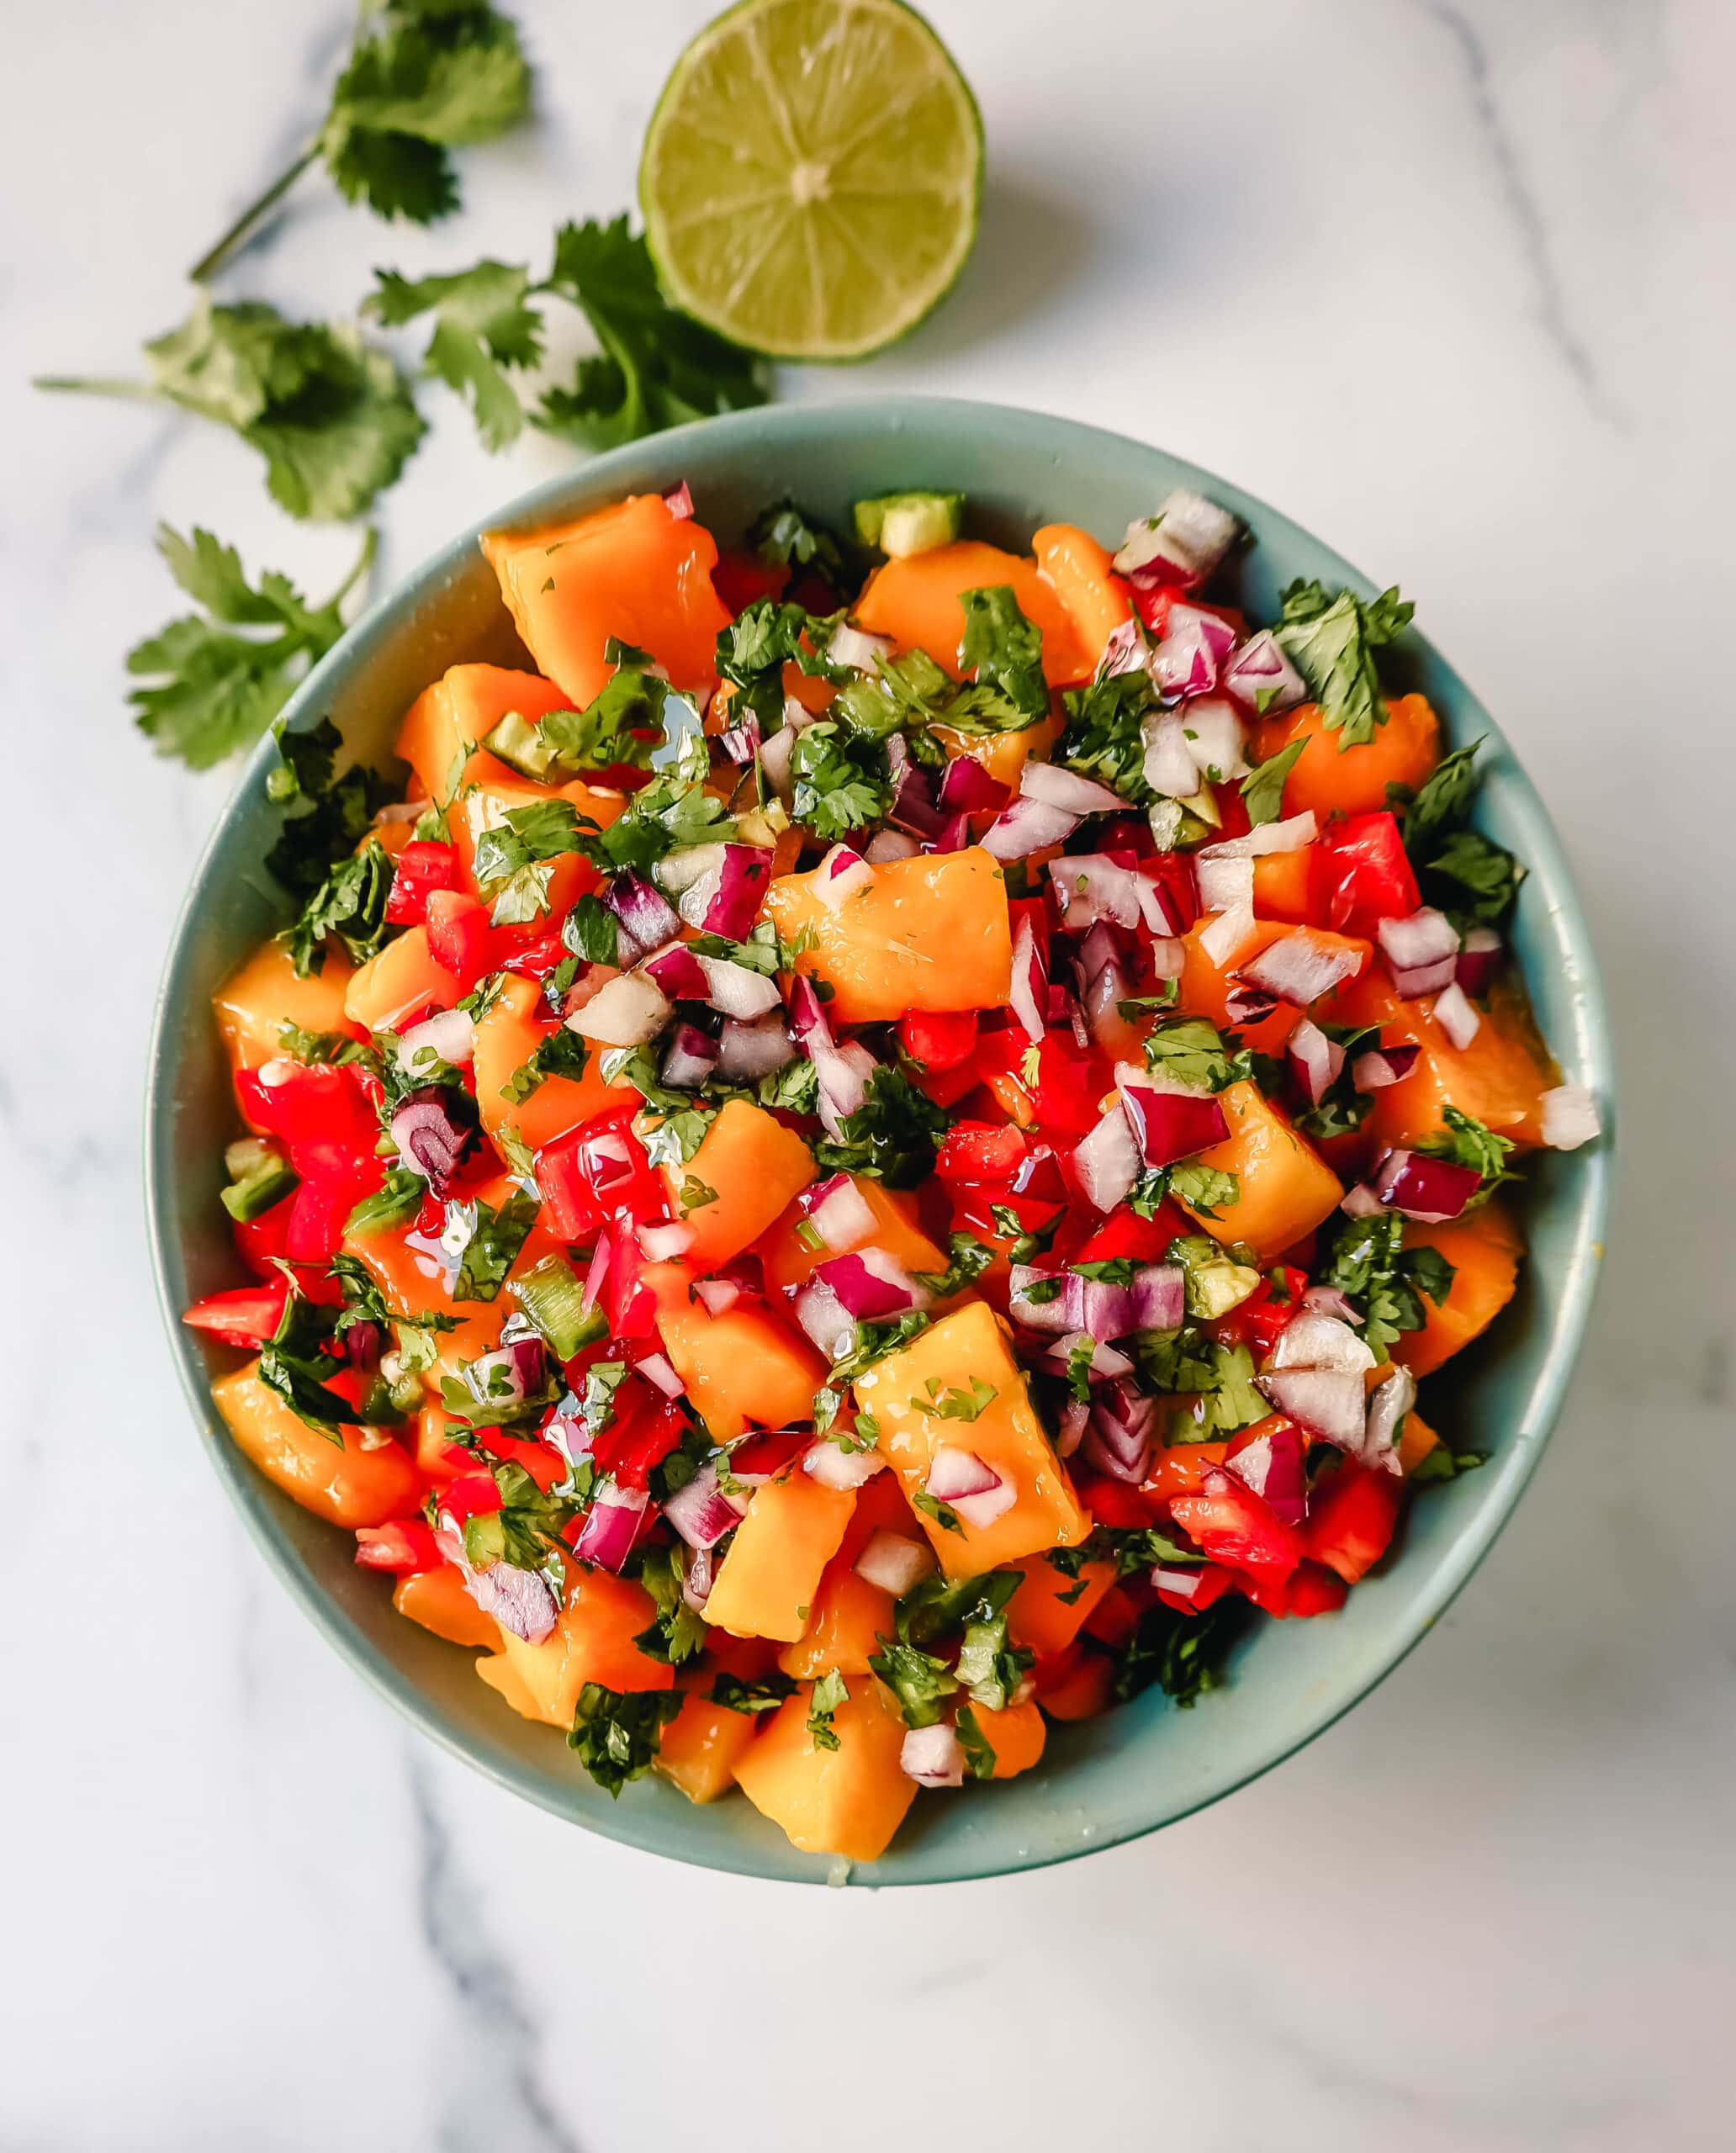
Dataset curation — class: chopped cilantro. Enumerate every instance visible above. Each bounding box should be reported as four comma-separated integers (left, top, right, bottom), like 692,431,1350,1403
1239,738,1307,825
500,1028,589,1104
812,1065,950,1188
867,1637,959,1728
747,498,850,588
1056,669,1156,801
788,721,892,840
954,1704,997,1780
807,1669,849,1752
1320,1210,1456,1358
710,1670,797,1716
956,585,1049,724
567,1683,682,1796
451,1189,539,1302
1275,580,1414,749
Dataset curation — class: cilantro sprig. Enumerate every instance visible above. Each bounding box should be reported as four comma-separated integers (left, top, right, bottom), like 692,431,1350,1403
127,525,376,769
1275,579,1414,749
187,3,533,283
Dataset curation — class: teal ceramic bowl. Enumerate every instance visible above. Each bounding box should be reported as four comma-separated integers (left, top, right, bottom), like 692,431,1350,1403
146,399,1613,1886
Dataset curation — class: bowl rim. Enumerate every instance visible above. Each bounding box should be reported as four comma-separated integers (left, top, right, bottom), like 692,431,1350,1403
145,394,1615,1885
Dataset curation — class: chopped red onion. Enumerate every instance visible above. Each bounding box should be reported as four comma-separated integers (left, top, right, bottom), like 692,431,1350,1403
813,1248,929,1320
663,480,693,520
606,870,682,955
1195,852,1255,918
462,1558,559,1644
828,622,894,672
1287,1018,1345,1107
389,1088,474,1194
1096,613,1151,680
758,727,797,805
569,970,671,1045
864,828,921,863
1178,696,1247,780
571,1483,649,1573
1377,907,1460,998
692,1276,741,1317
460,1336,546,1412
1061,1271,1136,1342
1119,1080,1230,1168
1432,980,1481,1049
795,1280,856,1361
1540,1083,1600,1151
1131,1262,1187,1331
929,811,972,854
901,1722,966,1788
682,844,774,940
661,1021,721,1089
1050,852,1142,933
803,1436,887,1491
1112,490,1239,587
1072,1106,1141,1212
1267,1309,1375,1376
1352,1040,1421,1090
1021,760,1122,817
580,1228,613,1313
981,791,1081,860
1220,629,1306,715
681,1544,716,1614
814,844,876,910
716,1012,797,1082
1044,1332,1133,1382
1086,1380,1156,1481
855,1529,934,1595
1081,953,1135,1052
889,751,945,839
1055,1395,1090,1457
639,940,710,1002
1225,985,1278,1027
788,975,872,1124
801,1172,877,1254
1368,1147,1481,1222
662,1459,748,1550
1455,925,1503,999
1141,709,1201,797
1254,1367,1368,1452
1340,1182,1385,1218
717,712,761,765
1299,1283,1360,1324
694,951,781,1020
655,844,725,899
1234,928,1365,1010
1225,1419,1308,1524
1198,809,1318,860
638,1219,695,1262
938,755,1009,815
636,1351,685,1399
1008,1265,1072,1333
927,1446,1015,1529
1151,1563,1217,1606
1363,1363,1415,1477
396,1006,475,1076
1008,913,1047,1043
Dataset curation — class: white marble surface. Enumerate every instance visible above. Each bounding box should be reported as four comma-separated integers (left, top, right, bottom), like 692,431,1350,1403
3,0,1733,2145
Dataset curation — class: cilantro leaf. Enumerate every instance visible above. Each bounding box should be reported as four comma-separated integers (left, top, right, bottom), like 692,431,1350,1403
282,835,394,978
1394,738,1484,855
148,299,426,521
807,1669,849,1751
451,1189,540,1302
367,258,541,449
788,722,892,840
1319,1211,1456,1359
500,1029,590,1105
813,1066,950,1188
1167,1161,1241,1219
126,524,376,769
472,799,593,924
536,215,768,450
1142,1018,1239,1092
1419,1105,1518,1202
185,4,532,282
631,1542,708,1667
1114,1596,1246,1707
954,1703,997,1780
1424,828,1526,925
1057,668,1157,801
1239,738,1307,826
710,1671,797,1716
567,1682,682,1796
868,1637,959,1728
956,585,1049,724
748,498,850,588
1275,580,1414,749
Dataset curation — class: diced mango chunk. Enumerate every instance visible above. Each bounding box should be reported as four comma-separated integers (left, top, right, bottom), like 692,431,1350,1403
644,1263,827,1439
660,1099,814,1272
478,1567,673,1728
1393,1206,1522,1376
471,974,638,1157
211,1363,420,1530
757,1176,943,1293
394,1565,501,1649
854,540,1089,686
214,938,358,1071
705,1473,856,1643
481,494,730,709
344,926,462,1034
732,1680,917,1861
854,1302,1088,1578
654,1694,759,1803
1006,1553,1117,1658
970,1696,1046,1780
1174,1079,1344,1264
396,663,573,801
764,848,1013,1025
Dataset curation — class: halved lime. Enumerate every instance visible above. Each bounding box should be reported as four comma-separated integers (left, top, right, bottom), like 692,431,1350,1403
639,0,983,362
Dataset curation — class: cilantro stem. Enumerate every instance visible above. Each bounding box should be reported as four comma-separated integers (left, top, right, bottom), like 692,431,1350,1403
326,525,379,609
189,145,320,283
31,376,161,400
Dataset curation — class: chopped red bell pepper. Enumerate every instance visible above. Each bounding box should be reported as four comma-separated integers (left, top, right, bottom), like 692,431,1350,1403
1304,1462,1402,1583
1074,1472,1158,1531
238,1063,378,1183
353,1519,442,1574
728,1426,807,1479
1167,1468,1303,1580
233,1193,295,1278
283,1172,373,1266
1310,812,1421,934
936,1120,1030,1191
1082,1582,1139,1649
183,1276,291,1350
974,1029,1109,1140
500,928,569,981
437,1471,501,1527
711,551,789,616
384,840,463,927
897,1008,979,1073
537,1107,663,1243
592,1388,686,1489
1209,1264,1308,1358
1074,1200,1192,1267
425,888,497,983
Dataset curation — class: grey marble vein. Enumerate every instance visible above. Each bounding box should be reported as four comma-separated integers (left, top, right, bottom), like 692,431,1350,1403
1420,0,1614,419
407,1751,584,2153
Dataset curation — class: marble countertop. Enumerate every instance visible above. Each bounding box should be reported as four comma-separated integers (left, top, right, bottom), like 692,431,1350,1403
4,0,1733,2145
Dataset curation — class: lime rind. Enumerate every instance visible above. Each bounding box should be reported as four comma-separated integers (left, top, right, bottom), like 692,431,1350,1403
639,0,984,363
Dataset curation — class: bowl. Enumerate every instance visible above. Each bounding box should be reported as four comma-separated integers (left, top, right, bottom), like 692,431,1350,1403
146,398,1613,1885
